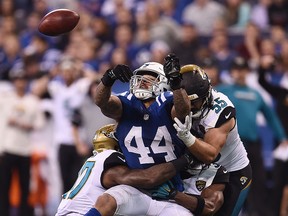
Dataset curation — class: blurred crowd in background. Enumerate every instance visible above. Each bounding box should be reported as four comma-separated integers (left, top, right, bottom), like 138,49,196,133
0,0,288,215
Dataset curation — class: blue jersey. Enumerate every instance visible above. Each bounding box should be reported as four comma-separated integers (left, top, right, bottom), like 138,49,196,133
116,91,186,190
116,91,186,168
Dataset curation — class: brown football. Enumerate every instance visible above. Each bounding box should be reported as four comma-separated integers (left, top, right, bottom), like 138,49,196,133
38,9,80,36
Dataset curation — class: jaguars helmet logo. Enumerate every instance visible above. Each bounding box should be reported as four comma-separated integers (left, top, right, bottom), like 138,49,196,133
196,180,206,191
93,124,118,152
240,176,248,185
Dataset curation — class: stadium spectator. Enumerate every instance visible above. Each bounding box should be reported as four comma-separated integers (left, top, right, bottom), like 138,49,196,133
217,56,288,215
0,66,45,216
199,57,222,87
224,0,251,34
145,0,181,48
208,30,238,75
182,0,226,35
249,0,271,32
173,21,201,65
267,0,288,29
2,1,288,215
258,55,288,216
46,57,93,194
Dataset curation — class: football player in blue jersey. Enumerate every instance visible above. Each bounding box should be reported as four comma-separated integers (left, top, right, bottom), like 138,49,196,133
56,124,195,216
173,64,252,216
57,124,228,216
94,54,191,191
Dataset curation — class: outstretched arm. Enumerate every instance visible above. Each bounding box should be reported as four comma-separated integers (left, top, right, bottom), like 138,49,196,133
94,65,132,120
163,53,191,121
94,82,122,120
188,119,233,163
174,111,235,164
172,88,191,120
258,55,288,98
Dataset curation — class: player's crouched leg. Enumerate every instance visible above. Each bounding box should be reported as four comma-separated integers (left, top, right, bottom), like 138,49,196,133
104,185,152,215
84,208,102,216
147,200,193,216
84,193,116,216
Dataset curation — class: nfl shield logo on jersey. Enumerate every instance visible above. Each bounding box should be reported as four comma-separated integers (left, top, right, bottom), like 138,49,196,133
196,180,206,191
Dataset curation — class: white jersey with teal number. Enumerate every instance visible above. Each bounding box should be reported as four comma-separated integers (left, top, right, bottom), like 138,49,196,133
192,89,249,172
55,150,126,216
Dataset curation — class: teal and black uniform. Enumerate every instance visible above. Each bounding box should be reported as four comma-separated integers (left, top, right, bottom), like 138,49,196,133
216,83,287,216
216,84,286,143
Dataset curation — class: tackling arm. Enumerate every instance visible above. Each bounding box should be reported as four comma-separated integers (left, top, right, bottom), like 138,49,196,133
174,112,235,164
103,164,175,189
102,155,190,189
187,119,233,163
171,89,191,121
174,184,225,216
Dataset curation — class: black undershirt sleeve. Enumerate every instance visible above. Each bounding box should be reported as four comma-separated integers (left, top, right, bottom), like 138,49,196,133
103,152,128,171
215,106,236,128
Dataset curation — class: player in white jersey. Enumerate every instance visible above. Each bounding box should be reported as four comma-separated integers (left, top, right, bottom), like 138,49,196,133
85,155,229,216
173,64,252,216
56,124,195,216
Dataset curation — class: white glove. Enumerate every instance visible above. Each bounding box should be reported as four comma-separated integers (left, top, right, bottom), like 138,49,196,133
173,112,196,147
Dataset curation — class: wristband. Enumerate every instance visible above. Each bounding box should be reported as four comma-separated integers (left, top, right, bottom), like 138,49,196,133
101,69,116,87
169,76,182,90
192,195,205,216
169,189,178,199
171,155,189,172
183,132,196,147
84,208,101,216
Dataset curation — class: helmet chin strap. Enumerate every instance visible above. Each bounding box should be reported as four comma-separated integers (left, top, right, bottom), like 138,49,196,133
191,97,210,119
191,88,213,119
191,110,202,118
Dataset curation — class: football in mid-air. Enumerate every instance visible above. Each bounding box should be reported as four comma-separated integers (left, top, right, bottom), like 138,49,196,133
38,9,80,36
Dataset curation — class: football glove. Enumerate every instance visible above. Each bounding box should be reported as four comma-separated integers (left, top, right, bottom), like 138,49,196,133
149,180,177,200
101,64,133,87
163,53,182,90
174,112,196,147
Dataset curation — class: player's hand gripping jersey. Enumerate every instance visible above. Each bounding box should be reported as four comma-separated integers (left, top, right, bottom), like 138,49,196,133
183,162,229,195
